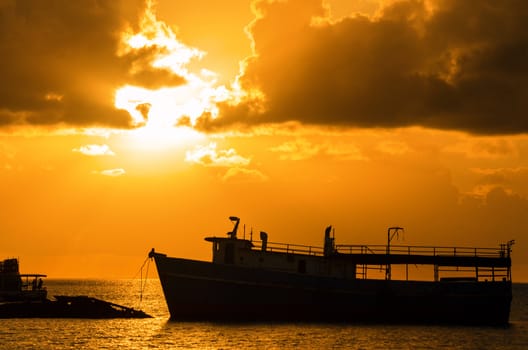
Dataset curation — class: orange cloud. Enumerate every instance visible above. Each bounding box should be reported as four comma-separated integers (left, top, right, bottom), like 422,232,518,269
222,167,268,183
73,144,115,157
0,0,188,130
199,0,528,135
95,168,126,177
0,1,140,128
270,138,366,160
185,143,250,167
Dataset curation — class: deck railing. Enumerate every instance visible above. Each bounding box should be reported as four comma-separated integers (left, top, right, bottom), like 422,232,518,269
251,241,325,256
250,241,509,259
335,244,508,258
248,239,511,282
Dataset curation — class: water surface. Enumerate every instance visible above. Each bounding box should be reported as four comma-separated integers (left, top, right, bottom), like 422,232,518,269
1,280,526,349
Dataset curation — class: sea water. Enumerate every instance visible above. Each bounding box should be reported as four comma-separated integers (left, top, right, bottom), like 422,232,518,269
0,280,527,349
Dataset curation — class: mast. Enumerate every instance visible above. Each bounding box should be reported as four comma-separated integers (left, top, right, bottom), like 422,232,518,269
386,227,403,280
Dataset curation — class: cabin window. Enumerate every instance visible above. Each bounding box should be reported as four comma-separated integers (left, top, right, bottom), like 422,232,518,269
298,260,306,273
225,243,234,264
213,242,219,257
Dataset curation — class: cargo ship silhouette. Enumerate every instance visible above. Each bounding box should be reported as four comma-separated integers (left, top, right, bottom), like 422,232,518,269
150,216,513,325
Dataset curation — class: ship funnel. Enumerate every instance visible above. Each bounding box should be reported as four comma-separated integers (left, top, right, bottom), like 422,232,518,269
325,225,332,239
227,216,240,239
324,225,335,257
260,231,268,251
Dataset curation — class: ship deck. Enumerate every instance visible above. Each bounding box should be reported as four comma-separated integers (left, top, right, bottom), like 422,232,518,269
247,239,512,281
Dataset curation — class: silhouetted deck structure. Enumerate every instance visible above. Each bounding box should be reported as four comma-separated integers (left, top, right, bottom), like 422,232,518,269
250,240,512,282
1,257,152,318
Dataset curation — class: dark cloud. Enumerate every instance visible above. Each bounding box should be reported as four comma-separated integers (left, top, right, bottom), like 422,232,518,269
128,67,186,89
175,116,192,127
0,0,185,129
199,0,528,135
135,102,151,124
124,46,187,89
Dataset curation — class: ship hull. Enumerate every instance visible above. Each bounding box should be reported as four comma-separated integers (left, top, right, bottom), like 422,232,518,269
152,254,512,325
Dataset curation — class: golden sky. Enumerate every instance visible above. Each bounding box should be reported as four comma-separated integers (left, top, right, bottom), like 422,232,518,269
1,0,528,280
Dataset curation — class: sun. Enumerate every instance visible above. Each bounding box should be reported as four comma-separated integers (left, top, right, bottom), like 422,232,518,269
126,125,204,151
114,85,204,150
114,83,222,150
113,2,235,150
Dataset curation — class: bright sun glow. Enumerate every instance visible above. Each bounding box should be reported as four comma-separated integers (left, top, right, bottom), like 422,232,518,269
125,125,205,151
114,83,221,150
114,85,207,150
114,1,237,150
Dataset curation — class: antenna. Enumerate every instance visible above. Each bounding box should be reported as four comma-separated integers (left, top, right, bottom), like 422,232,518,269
227,216,240,239
386,226,404,281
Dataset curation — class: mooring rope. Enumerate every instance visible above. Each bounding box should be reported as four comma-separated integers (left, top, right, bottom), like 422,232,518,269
135,255,151,310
